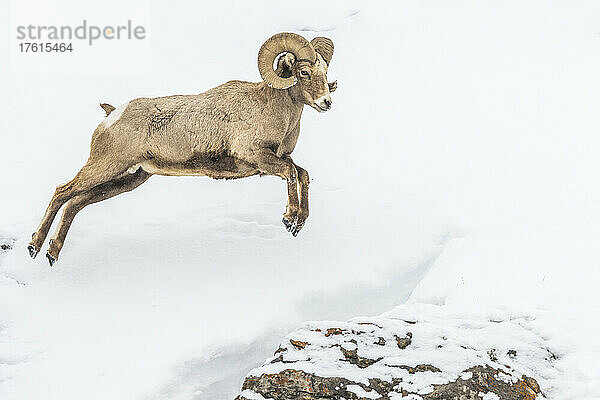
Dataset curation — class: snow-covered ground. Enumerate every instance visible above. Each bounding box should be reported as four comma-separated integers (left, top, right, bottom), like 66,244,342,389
1,1,600,399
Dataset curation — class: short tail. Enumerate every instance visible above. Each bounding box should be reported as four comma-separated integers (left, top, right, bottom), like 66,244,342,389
100,103,116,116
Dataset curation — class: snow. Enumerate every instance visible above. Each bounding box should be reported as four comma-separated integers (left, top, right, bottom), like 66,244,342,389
2,0,600,399
480,393,500,400
238,391,267,400
408,229,600,398
346,385,380,399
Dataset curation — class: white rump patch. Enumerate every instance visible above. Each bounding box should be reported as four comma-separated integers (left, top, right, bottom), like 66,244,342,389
100,101,129,129
127,164,141,174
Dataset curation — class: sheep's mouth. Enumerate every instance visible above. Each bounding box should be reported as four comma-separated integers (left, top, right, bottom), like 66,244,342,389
313,103,328,113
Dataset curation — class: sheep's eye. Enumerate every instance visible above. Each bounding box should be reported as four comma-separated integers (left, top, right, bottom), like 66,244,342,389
300,70,310,78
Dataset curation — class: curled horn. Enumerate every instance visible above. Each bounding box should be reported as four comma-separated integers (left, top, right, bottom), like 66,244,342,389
257,32,316,89
310,37,334,65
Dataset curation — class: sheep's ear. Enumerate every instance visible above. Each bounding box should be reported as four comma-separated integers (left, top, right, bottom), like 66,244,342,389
328,80,337,93
311,37,334,65
275,53,296,79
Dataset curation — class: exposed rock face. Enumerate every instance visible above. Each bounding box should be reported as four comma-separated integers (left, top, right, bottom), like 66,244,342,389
237,366,540,400
238,369,401,400
236,305,552,400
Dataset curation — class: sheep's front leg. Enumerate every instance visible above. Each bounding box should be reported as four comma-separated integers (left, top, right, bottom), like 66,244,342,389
254,149,299,236
282,155,310,236
283,177,299,232
292,164,310,236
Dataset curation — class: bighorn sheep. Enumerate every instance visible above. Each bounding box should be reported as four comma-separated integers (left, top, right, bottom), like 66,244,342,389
28,32,337,266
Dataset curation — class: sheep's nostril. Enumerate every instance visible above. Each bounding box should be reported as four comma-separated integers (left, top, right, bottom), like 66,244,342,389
324,98,331,108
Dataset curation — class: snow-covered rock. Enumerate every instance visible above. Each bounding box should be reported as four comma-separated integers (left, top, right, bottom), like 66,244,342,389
236,304,550,400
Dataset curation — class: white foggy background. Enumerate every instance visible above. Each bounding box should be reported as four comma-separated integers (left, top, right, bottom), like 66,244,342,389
1,0,599,399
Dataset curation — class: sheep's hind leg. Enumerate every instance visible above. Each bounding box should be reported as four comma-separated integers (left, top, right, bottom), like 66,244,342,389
45,169,151,266
28,157,130,259
28,179,78,258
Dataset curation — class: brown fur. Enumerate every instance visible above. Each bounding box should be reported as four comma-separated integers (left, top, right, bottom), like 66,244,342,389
29,37,336,265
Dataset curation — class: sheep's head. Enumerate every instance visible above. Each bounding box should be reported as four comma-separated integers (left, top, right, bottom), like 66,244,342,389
258,32,337,113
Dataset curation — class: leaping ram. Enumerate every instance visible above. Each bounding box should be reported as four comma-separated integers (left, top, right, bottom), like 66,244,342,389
28,32,337,265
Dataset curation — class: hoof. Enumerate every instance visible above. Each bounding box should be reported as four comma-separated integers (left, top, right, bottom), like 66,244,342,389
45,252,56,267
291,221,305,237
282,216,296,232
27,244,39,259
